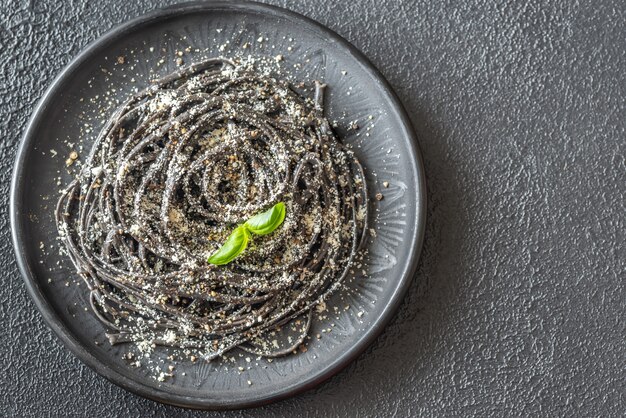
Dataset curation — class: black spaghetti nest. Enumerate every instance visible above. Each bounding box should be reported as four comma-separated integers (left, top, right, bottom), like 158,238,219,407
56,57,368,359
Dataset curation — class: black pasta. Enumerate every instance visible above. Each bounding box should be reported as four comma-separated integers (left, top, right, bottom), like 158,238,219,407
56,57,368,359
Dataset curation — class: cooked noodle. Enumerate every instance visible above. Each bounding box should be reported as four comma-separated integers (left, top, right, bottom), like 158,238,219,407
56,57,368,359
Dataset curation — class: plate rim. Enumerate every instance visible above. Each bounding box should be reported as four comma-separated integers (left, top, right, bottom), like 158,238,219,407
10,0,427,410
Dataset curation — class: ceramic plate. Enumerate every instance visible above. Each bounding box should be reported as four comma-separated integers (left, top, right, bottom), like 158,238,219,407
10,0,426,409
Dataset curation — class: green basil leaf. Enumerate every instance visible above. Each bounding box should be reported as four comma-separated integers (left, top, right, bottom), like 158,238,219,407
208,225,250,265
244,202,286,236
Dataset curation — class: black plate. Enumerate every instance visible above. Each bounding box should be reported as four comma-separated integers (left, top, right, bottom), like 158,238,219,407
10,0,426,410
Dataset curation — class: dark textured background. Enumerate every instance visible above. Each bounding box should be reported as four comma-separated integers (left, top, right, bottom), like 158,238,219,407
1,0,624,416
